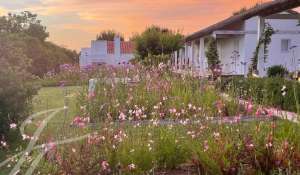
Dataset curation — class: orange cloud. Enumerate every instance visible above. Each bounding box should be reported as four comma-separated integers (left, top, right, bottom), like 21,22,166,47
0,6,8,15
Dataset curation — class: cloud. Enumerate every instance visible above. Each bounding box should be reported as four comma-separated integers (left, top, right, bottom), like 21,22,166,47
0,6,8,15
0,0,42,10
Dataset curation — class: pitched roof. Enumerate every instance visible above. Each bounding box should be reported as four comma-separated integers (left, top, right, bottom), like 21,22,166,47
185,0,300,42
107,41,135,54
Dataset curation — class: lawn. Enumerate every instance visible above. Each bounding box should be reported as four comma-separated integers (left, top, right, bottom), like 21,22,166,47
0,86,82,174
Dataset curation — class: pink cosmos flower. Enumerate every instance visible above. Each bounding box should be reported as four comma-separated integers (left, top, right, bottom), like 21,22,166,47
101,160,110,171
246,102,253,113
203,140,209,152
88,92,95,100
44,141,56,153
266,142,273,148
119,112,126,121
71,116,89,128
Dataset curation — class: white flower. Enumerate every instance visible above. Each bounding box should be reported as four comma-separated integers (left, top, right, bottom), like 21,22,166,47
128,163,136,170
248,143,254,148
10,123,17,129
281,85,287,96
22,134,30,140
213,132,220,138
266,142,273,148
1,141,7,147
72,148,76,153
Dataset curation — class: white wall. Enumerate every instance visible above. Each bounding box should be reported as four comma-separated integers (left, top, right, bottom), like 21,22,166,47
244,15,300,76
79,48,91,67
80,39,134,67
218,36,245,75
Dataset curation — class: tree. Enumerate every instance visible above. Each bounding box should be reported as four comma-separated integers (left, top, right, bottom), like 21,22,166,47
0,11,79,77
0,11,49,41
133,25,183,61
96,30,124,41
205,37,220,78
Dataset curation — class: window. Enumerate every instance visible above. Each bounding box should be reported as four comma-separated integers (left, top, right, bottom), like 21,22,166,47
281,39,291,53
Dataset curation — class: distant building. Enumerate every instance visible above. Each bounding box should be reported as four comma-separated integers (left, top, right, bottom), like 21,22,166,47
172,0,300,77
80,37,134,67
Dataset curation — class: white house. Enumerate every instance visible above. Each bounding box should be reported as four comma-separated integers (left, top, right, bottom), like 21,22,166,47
172,0,300,77
80,37,134,68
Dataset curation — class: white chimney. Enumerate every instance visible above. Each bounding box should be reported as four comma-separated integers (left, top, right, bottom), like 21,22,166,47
114,36,121,59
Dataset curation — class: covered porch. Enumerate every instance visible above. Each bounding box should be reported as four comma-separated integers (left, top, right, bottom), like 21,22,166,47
171,31,246,77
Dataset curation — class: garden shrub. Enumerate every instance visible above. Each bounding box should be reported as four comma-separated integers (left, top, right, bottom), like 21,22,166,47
0,37,38,139
267,65,288,78
223,77,300,113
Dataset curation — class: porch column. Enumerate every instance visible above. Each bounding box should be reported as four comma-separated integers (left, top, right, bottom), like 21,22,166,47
174,51,178,69
191,41,195,71
183,43,189,69
199,38,205,76
257,16,265,76
179,48,183,70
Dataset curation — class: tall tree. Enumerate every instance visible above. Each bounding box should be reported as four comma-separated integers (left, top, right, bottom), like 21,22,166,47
133,25,183,60
96,30,124,41
205,37,220,78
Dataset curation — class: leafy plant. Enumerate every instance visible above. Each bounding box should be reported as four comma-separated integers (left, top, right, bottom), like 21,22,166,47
249,23,275,76
133,26,183,62
205,36,221,79
267,65,288,78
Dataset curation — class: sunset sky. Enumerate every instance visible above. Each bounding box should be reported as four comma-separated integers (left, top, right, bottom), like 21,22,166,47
0,0,299,51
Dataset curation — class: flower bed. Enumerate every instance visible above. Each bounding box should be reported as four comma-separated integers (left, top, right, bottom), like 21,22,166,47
23,66,300,174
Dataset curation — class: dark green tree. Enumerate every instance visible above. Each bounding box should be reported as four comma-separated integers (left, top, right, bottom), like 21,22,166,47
205,37,220,73
133,25,183,61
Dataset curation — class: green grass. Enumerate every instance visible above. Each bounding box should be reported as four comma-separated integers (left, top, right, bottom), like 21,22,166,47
0,86,82,174
30,86,84,140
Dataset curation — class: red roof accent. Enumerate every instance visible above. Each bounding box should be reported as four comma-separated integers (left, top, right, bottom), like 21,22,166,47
107,41,114,54
121,42,135,54
106,41,134,54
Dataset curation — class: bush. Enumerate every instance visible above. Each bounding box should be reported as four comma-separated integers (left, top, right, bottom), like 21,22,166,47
0,37,38,139
223,77,300,113
267,65,288,78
